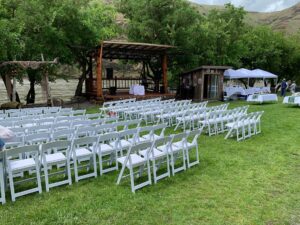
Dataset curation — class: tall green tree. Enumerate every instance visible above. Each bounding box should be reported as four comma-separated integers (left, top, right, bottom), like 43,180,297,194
118,0,202,88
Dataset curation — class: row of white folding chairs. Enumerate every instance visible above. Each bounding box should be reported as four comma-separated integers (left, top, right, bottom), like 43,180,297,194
117,127,204,193
124,99,193,122
0,124,168,202
157,101,207,127
102,98,136,109
173,102,223,131
224,111,264,141
0,107,68,118
5,119,143,148
0,108,86,120
199,106,249,136
1,106,61,115
101,98,162,117
129,100,183,123
110,98,167,119
1,113,108,129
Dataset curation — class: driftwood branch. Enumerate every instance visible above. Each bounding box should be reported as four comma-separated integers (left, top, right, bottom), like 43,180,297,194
0,58,59,69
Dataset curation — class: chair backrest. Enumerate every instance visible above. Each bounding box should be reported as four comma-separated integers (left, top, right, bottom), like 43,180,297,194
85,113,101,120
103,117,118,124
25,133,51,145
4,136,24,149
128,141,153,159
73,109,86,116
38,118,55,125
74,126,95,138
170,132,187,143
154,136,169,147
97,132,119,143
52,129,74,141
72,136,98,149
5,144,40,158
10,127,26,137
187,127,203,144
118,128,138,139
94,123,116,134
41,140,71,154
89,118,105,126
72,120,92,128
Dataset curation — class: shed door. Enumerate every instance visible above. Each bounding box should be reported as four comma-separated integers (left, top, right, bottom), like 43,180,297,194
203,74,220,99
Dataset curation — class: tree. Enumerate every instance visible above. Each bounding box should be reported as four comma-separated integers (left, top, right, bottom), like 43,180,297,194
0,0,118,103
118,0,202,88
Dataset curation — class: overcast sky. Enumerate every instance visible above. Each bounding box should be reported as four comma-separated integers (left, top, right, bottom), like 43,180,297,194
189,0,300,12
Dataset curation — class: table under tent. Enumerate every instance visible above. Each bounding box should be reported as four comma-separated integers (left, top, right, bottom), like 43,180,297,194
223,68,278,100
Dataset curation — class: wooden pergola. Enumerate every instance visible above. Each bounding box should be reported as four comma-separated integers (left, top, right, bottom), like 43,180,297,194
93,41,175,99
0,59,58,104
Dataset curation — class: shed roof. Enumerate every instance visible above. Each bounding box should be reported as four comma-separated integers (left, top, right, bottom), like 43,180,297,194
181,65,232,75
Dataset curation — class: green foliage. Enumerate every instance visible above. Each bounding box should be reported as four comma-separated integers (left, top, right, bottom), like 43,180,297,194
118,1,300,83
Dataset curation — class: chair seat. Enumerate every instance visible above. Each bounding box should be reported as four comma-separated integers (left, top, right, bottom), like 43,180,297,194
44,152,66,164
96,144,114,155
170,143,183,152
119,140,132,148
117,154,146,167
186,142,196,149
73,147,93,158
157,144,169,153
142,134,160,141
9,158,36,172
139,148,166,160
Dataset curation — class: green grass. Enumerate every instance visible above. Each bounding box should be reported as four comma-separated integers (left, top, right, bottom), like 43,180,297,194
1,99,300,225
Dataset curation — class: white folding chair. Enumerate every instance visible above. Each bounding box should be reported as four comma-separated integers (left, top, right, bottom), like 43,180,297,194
74,126,95,138
6,145,42,201
157,132,187,176
71,136,98,182
41,140,72,192
52,129,74,141
112,129,139,156
140,123,167,141
117,141,153,193
184,128,203,168
139,137,170,183
95,132,119,175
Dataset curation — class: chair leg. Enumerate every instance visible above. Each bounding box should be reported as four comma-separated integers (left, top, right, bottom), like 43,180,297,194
8,171,16,202
93,154,98,178
0,166,5,204
44,164,50,192
129,167,135,193
35,163,42,194
74,158,79,182
67,160,72,185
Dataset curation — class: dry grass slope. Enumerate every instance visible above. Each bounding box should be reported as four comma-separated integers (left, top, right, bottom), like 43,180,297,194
191,2,300,35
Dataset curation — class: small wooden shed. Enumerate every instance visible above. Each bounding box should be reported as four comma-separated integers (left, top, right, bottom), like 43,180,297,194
179,66,231,101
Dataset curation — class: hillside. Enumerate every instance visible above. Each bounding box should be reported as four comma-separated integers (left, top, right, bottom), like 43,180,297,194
191,2,300,34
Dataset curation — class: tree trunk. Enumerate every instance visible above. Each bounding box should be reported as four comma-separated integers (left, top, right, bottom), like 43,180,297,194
75,61,87,97
26,70,36,104
0,74,21,102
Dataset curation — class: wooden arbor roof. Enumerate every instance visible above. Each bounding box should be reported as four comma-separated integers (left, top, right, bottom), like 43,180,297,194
95,41,175,99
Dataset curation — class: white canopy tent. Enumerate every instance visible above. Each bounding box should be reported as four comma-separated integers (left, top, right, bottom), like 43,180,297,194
224,68,278,80
224,68,278,98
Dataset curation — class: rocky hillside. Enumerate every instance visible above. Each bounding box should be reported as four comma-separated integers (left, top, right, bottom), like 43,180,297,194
191,2,300,35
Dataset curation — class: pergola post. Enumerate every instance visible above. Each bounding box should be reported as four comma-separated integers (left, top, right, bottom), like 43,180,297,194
12,77,17,102
162,54,168,93
96,43,103,99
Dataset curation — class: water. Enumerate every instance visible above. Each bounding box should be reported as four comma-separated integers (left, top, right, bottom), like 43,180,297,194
0,78,84,104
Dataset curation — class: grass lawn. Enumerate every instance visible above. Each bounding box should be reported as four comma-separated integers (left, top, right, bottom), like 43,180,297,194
1,98,299,225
